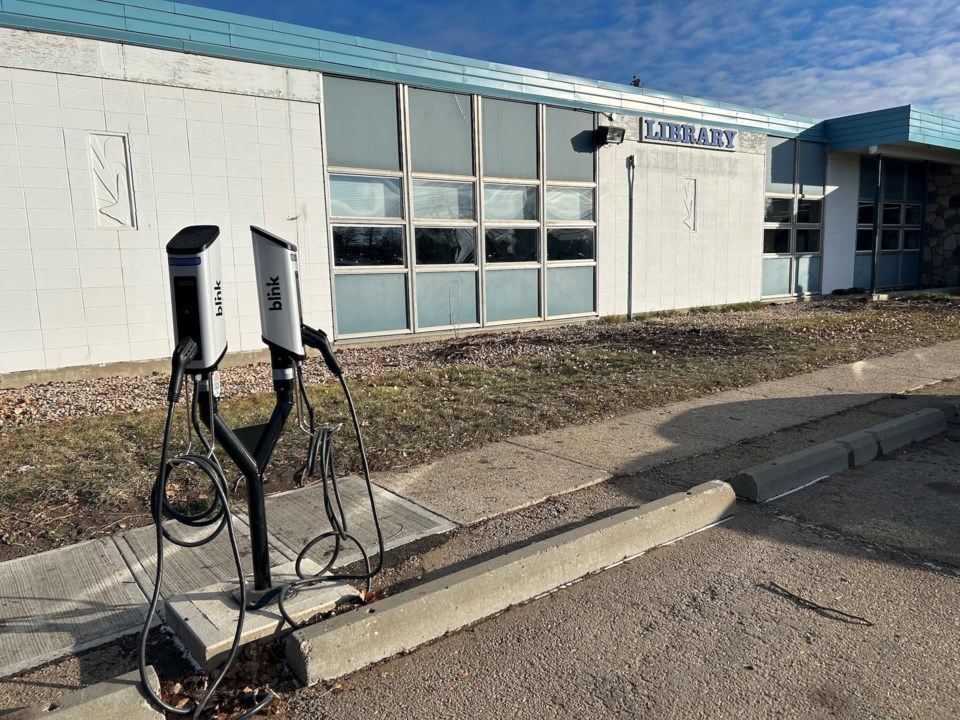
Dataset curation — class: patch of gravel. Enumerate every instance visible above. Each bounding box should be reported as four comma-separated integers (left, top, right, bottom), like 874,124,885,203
0,297,940,429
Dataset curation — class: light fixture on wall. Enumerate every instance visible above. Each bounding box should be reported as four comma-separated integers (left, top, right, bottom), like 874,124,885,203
595,125,626,147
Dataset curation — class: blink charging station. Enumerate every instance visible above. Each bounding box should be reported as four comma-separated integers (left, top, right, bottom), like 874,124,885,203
140,225,383,718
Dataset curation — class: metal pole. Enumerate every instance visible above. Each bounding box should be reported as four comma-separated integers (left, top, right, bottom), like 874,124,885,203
627,154,636,321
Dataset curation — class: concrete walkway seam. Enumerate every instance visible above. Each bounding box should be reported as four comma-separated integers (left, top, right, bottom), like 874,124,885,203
5,666,162,720
285,480,737,686
732,408,949,503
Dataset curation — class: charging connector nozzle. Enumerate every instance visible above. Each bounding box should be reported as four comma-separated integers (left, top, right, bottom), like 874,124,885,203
301,324,343,377
168,337,199,402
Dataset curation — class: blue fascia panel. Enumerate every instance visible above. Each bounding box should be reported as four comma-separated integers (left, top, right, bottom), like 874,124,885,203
395,63,465,87
182,38,324,71
124,4,225,31
229,36,320,62
319,50,396,75
270,18,356,44
230,23,320,51
19,0,123,16
395,53,468,75
125,18,228,45
175,3,273,30
120,0,182,11
427,49,493,71
316,41,397,66
3,0,125,28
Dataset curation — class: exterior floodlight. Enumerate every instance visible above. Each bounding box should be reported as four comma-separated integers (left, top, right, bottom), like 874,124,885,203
165,225,227,372
596,125,626,147
251,226,305,360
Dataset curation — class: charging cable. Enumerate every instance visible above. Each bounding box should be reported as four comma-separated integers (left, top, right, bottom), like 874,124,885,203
139,338,275,719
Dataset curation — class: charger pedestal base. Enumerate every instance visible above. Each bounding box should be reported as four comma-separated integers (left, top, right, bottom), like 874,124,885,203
165,561,357,670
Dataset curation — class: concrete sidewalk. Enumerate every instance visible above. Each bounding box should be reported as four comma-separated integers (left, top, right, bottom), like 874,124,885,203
1,340,959,680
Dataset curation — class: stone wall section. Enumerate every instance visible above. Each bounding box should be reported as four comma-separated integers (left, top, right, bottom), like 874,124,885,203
923,163,960,287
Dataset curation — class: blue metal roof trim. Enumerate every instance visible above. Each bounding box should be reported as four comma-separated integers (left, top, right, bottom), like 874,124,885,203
0,0,829,136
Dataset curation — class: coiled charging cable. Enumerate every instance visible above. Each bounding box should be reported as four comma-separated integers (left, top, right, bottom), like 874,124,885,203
138,338,275,719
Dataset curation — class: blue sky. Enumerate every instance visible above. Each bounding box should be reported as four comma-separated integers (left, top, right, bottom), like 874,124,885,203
178,0,960,120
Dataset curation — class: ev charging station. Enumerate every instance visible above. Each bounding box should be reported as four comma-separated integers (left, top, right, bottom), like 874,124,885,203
140,225,383,717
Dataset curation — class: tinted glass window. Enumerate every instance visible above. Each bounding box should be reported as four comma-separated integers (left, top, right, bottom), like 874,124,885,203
764,197,792,223
882,203,902,225
856,229,874,252
547,228,594,261
796,229,821,253
903,229,921,250
904,204,923,226
763,228,790,254
485,228,538,263
333,226,404,266
415,228,477,265
796,199,822,224
881,228,900,250
857,201,875,225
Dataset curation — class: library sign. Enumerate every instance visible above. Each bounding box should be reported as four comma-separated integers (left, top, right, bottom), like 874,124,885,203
642,119,737,151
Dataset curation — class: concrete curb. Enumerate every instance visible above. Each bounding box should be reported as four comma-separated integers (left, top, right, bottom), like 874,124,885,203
286,480,736,686
732,408,949,502
4,667,162,719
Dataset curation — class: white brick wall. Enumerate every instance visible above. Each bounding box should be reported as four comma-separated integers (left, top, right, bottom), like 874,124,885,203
822,153,860,293
0,28,332,374
597,125,764,316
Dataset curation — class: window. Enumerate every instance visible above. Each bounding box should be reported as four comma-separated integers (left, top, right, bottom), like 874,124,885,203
323,77,399,171
415,228,476,264
484,184,538,221
545,107,594,182
409,88,473,176
329,175,403,218
482,98,537,179
485,228,538,263
333,226,405,266
546,187,594,221
413,180,474,220
762,137,826,296
548,228,594,261
855,156,925,289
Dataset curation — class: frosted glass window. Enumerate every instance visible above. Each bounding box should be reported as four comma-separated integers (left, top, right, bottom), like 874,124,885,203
416,271,478,328
413,180,474,220
333,226,404,266
482,98,537,179
409,88,473,176
797,141,826,196
484,183,538,221
415,228,476,265
545,107,594,182
485,268,539,321
329,175,402,218
547,266,595,316
546,187,594,221
766,137,795,193
547,228,594,261
795,256,821,294
335,273,407,333
323,76,399,171
762,257,791,296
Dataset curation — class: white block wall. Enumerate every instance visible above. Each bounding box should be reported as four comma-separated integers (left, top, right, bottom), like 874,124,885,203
597,125,765,316
0,27,331,374
822,152,860,293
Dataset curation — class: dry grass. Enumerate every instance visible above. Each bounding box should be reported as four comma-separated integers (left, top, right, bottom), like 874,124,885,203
1,295,959,558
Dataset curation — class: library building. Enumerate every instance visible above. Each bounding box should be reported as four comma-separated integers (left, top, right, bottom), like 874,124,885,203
1,0,959,376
